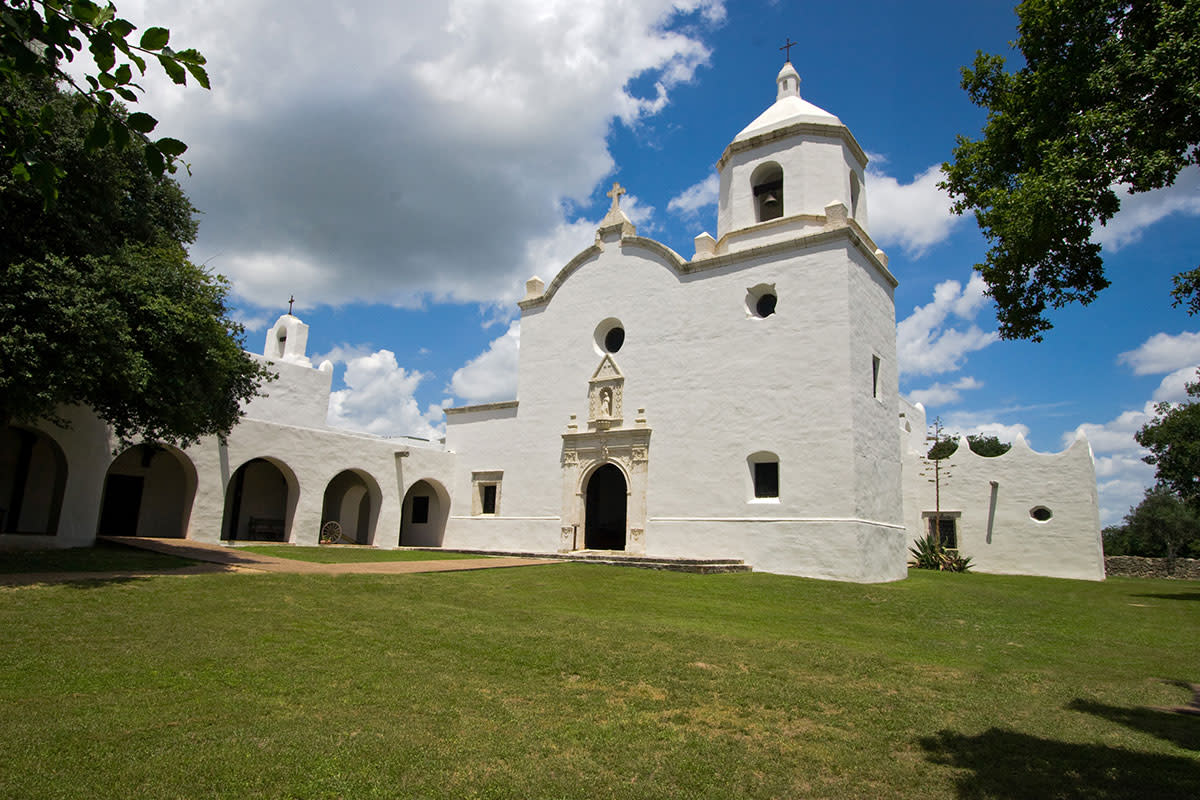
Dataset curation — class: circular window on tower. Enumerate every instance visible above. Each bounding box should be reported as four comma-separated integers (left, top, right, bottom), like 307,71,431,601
594,317,625,354
746,283,778,319
1030,506,1053,523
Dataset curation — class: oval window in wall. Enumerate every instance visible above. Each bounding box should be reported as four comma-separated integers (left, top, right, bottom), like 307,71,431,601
1030,506,1053,522
746,284,778,318
593,318,625,355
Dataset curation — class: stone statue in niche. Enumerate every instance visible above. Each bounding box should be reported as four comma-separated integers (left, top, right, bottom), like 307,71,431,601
600,388,613,417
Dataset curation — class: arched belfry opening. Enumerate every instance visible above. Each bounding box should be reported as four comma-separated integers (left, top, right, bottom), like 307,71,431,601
751,162,784,222
585,464,627,551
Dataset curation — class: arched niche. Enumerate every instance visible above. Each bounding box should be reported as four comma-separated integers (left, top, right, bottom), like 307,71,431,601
321,469,382,545
221,457,298,542
751,161,784,222
98,444,197,538
399,479,450,547
0,425,67,535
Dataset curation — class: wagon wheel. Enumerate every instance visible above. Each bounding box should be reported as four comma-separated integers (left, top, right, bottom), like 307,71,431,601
319,520,343,544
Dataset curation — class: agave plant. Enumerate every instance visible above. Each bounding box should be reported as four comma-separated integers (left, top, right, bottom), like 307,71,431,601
909,534,973,573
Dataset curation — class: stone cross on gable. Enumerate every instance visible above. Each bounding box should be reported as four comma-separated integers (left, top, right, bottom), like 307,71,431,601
607,182,626,211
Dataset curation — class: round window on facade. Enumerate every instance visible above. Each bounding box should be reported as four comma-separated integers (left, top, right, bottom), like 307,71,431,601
593,318,625,355
1030,506,1053,523
746,283,778,319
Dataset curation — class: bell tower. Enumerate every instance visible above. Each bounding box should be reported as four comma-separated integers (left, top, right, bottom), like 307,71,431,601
712,62,870,255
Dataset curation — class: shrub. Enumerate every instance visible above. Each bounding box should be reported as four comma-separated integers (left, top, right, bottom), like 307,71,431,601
909,534,973,573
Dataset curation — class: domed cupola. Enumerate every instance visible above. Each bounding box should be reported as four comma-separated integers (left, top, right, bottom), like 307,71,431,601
713,62,869,252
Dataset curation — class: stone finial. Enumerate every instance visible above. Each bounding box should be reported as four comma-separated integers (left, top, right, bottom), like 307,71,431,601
874,248,889,267
596,181,637,243
693,232,716,260
524,276,545,300
824,201,848,229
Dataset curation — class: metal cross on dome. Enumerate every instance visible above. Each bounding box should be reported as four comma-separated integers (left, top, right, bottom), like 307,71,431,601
780,37,796,63
607,182,626,211
288,294,295,315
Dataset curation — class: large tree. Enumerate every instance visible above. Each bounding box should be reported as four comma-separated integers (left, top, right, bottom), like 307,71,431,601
1,74,269,447
1136,375,1200,509
942,0,1200,341
1,0,207,201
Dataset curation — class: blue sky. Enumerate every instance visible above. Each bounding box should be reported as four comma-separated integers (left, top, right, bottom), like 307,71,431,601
122,0,1200,525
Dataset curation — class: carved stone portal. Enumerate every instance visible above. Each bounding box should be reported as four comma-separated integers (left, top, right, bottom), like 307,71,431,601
562,355,650,555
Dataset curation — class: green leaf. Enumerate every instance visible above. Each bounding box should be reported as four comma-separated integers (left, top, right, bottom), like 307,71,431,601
11,162,29,181
70,2,101,25
144,143,165,176
84,117,110,150
157,54,186,85
174,48,207,66
114,86,138,102
139,27,170,51
154,137,187,157
97,72,116,89
106,18,135,40
128,51,146,74
111,121,130,150
184,62,210,90
114,63,131,84
126,112,157,134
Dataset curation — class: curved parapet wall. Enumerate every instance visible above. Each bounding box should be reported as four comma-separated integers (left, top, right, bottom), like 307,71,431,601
901,430,1105,581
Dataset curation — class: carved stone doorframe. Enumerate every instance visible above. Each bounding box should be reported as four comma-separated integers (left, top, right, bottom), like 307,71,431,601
559,416,650,554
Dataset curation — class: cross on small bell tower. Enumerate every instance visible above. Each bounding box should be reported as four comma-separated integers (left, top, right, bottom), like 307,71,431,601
288,295,295,315
780,37,796,63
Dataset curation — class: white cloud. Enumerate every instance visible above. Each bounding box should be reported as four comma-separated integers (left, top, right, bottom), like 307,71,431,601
1152,366,1200,402
449,320,521,403
1094,165,1200,251
667,173,719,218
326,350,444,439
866,162,961,256
1063,403,1158,525
897,273,999,377
1117,330,1200,375
940,414,1030,445
123,1,725,310
906,376,982,407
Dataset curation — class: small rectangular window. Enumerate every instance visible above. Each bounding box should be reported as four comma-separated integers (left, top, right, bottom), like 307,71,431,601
753,462,779,498
872,355,881,399
923,513,959,550
481,484,497,515
411,495,429,524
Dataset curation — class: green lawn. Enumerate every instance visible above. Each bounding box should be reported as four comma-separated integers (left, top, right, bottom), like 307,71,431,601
0,541,198,573
0,566,1196,799
237,545,496,563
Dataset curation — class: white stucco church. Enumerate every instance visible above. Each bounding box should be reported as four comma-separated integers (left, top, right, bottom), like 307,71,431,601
0,62,1106,582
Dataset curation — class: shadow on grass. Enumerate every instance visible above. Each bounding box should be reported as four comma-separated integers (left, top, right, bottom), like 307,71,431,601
1131,592,1200,602
1068,692,1200,751
919,728,1200,800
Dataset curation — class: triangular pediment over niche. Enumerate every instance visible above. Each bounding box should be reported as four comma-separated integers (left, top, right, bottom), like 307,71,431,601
591,354,623,382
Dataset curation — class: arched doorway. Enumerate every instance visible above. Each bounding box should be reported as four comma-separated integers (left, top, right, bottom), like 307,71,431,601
399,479,450,547
585,463,627,551
321,469,380,545
222,458,294,542
0,425,67,535
98,444,197,537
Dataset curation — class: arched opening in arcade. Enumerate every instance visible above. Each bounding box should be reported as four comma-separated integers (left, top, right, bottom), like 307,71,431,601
399,479,450,547
320,469,382,545
221,458,296,542
98,444,197,538
584,463,627,551
0,425,67,535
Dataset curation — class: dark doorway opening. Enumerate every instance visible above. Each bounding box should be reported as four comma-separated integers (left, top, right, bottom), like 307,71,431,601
585,464,627,550
98,474,144,536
